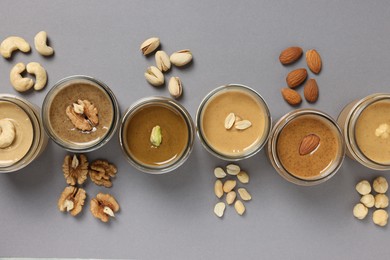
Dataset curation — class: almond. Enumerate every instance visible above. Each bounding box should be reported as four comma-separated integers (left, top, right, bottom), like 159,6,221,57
279,46,303,65
306,49,322,74
303,78,319,103
286,68,307,88
299,134,320,155
281,88,302,106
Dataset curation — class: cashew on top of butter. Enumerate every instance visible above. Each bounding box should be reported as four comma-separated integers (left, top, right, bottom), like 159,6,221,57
34,31,54,56
375,123,390,139
26,62,47,91
0,36,30,58
10,62,34,92
0,119,16,148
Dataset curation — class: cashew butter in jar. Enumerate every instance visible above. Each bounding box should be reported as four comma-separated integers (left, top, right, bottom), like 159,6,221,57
338,93,390,170
42,75,120,152
0,94,48,173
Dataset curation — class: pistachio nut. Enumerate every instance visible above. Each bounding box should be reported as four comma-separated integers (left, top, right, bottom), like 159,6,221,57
140,37,160,55
155,50,171,72
168,76,183,99
145,66,164,86
170,49,193,67
150,125,162,147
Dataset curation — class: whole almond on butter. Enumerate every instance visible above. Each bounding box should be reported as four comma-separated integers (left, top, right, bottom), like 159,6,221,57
299,134,320,155
304,78,319,103
286,68,307,88
306,49,322,74
281,88,302,106
279,46,303,65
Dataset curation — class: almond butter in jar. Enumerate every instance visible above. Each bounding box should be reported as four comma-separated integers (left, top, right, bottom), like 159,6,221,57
268,109,345,186
42,76,120,152
337,93,390,170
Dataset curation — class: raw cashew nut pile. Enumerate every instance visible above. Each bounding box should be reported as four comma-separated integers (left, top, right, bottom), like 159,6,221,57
0,119,16,148
10,62,47,92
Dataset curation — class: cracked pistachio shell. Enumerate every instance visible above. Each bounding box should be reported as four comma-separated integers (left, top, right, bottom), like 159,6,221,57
140,37,160,55
145,66,164,86
155,50,171,72
168,76,183,98
170,49,193,67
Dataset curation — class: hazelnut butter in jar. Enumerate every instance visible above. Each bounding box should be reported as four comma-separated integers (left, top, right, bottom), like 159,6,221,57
337,93,390,170
196,84,272,161
0,94,48,173
119,97,195,174
268,109,345,186
42,75,120,152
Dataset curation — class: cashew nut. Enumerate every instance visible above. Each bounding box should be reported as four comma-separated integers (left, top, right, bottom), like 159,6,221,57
10,63,34,92
0,36,30,58
0,119,16,148
26,62,47,90
34,31,54,56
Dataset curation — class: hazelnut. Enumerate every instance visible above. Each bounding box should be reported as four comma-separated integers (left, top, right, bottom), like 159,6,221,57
89,160,117,188
374,194,389,209
355,180,371,195
58,186,86,216
62,154,89,186
90,193,120,222
373,176,388,194
372,209,388,227
360,194,375,208
353,203,368,220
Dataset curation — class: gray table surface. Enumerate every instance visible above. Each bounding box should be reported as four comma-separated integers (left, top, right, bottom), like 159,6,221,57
1,0,389,259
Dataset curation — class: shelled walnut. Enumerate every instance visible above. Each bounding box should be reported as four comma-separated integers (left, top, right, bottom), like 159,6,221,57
90,193,120,222
89,160,117,188
62,154,89,185
58,186,86,216
65,99,99,131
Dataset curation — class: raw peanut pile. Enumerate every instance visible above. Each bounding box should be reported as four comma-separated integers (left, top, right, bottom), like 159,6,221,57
353,176,388,227
140,37,193,99
213,164,251,218
279,46,322,106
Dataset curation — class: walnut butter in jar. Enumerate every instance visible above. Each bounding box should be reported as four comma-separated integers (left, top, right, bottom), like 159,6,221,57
42,75,120,152
337,93,390,170
0,94,48,173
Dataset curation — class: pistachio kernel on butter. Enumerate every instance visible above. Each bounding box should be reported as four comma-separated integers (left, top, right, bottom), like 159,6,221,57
150,125,162,147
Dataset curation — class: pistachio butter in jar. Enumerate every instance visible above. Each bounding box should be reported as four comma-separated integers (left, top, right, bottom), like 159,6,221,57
0,94,48,173
337,93,390,170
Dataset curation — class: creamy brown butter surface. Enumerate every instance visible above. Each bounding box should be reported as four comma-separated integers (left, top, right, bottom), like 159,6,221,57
124,105,188,166
355,100,390,164
277,115,339,179
0,101,33,166
201,89,266,156
49,83,114,145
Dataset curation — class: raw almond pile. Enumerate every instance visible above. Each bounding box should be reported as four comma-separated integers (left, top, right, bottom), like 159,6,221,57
279,46,322,106
140,37,193,99
213,164,251,218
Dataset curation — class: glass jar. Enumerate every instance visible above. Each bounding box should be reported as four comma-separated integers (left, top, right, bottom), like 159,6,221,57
119,96,195,174
0,94,48,173
337,93,390,170
42,75,120,152
196,84,272,161
268,109,345,186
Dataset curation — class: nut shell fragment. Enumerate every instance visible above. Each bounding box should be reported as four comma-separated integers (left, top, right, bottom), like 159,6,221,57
62,154,89,185
89,160,117,188
58,186,86,216
90,193,120,222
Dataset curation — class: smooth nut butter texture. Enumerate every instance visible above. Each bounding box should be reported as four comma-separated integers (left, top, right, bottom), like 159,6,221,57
124,104,189,166
355,99,390,164
276,115,339,179
48,82,114,145
0,101,33,166
201,89,266,157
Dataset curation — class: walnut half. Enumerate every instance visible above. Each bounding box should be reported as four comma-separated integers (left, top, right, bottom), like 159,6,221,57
58,186,86,216
90,193,120,222
65,99,99,131
62,154,89,185
89,160,117,188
